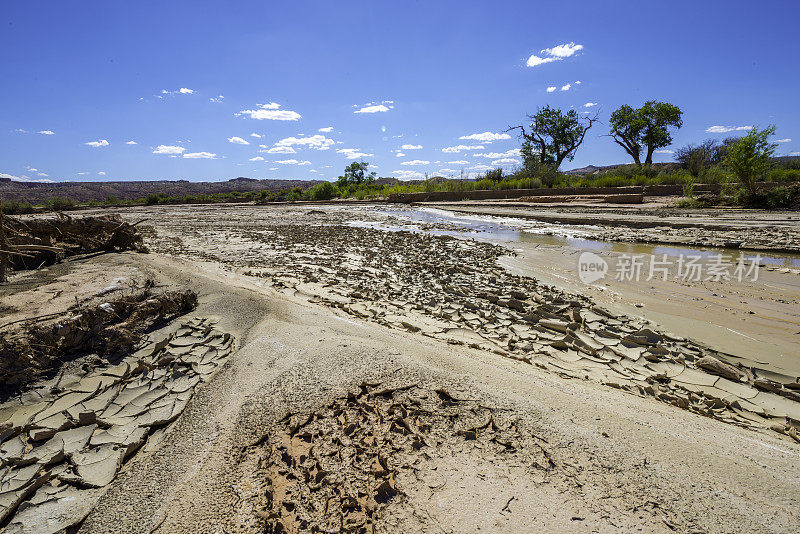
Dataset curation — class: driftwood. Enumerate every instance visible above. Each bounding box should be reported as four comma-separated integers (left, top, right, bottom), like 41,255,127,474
0,206,147,279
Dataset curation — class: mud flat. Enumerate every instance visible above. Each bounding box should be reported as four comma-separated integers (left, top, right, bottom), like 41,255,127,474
1,204,798,532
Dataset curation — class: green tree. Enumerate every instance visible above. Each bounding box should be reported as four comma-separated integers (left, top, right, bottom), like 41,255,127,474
513,106,598,171
724,125,778,196
336,161,376,188
609,101,683,166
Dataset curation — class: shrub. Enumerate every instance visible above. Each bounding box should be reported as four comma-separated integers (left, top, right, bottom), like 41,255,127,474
675,197,699,208
738,185,798,209
44,197,76,211
304,181,338,201
145,193,169,205
1,199,35,214
724,125,777,196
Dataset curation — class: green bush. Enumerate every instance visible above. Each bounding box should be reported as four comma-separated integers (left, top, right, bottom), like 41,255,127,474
768,168,800,182
738,185,798,208
675,197,700,208
303,181,338,201
2,199,35,214
145,193,169,205
44,197,76,211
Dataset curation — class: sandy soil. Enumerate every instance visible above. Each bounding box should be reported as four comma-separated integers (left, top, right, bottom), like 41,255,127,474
1,203,799,533
76,253,800,533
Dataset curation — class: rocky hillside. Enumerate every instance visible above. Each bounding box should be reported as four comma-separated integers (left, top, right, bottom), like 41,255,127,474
0,177,321,203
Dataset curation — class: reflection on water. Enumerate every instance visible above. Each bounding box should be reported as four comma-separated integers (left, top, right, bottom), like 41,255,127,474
354,206,800,268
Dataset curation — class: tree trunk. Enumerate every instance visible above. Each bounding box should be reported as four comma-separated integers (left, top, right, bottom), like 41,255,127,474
612,137,641,166
645,146,655,166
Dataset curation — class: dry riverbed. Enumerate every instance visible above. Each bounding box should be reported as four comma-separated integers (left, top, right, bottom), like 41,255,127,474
1,203,799,533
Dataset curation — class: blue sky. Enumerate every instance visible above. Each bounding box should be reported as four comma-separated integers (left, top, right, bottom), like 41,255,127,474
2,0,798,183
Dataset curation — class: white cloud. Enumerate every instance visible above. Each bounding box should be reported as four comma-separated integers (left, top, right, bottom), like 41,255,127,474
183,151,217,159
526,55,559,67
125,140,137,145
210,95,225,103
275,134,334,150
654,149,674,154
491,158,521,165
249,156,265,161
14,128,27,133
546,86,556,93
527,42,583,67
776,138,792,143
401,144,423,150
448,160,470,165
337,148,373,159
706,125,753,133
153,144,185,155
228,136,250,145
250,133,262,138
442,144,485,153
561,84,571,91
264,146,296,154
38,130,55,135
470,164,493,171
458,132,511,143
162,87,195,95
401,160,429,166
318,126,334,132
0,172,53,183
395,152,406,157
237,102,301,121
85,139,109,147
392,170,425,180
574,80,582,84
275,159,312,165
543,42,583,58
355,104,389,114
353,100,395,114
38,173,48,177
583,102,597,107
789,151,800,156
475,149,521,159
98,171,107,175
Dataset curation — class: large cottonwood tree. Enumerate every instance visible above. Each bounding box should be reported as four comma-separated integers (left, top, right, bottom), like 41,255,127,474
512,106,598,171
609,101,683,166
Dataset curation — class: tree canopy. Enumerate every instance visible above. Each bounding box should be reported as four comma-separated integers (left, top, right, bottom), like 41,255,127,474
513,106,598,171
609,101,683,166
336,161,375,188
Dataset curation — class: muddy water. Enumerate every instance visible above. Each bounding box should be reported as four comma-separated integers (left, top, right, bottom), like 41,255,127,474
349,205,800,377
367,206,800,268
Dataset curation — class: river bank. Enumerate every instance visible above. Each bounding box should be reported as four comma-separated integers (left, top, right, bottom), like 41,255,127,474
1,204,798,532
